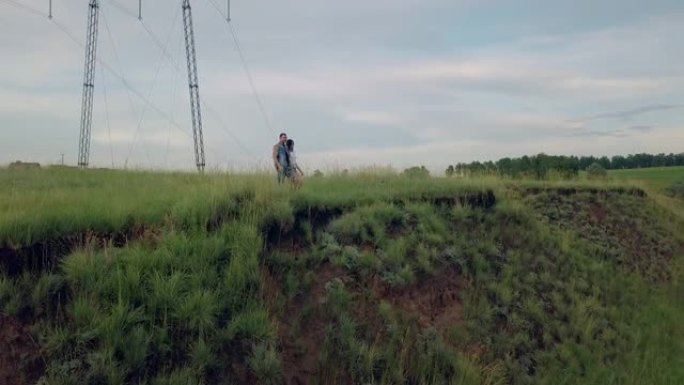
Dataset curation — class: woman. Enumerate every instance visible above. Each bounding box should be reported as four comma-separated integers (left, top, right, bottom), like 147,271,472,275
286,139,304,187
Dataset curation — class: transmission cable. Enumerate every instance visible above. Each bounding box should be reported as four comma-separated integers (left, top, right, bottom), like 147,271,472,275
0,0,47,18
206,0,277,135
165,29,185,167
124,3,184,167
48,18,215,152
137,14,253,156
138,24,253,157
100,4,140,123
99,64,116,168
107,0,139,19
3,0,228,169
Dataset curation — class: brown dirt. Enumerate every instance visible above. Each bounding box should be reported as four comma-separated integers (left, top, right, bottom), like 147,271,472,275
268,231,310,256
0,313,44,385
263,205,467,385
264,261,465,385
589,202,607,222
429,191,497,208
0,225,161,277
370,268,464,334
527,190,680,282
264,264,349,385
523,186,646,198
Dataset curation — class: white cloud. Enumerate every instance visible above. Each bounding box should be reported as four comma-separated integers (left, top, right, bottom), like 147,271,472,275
302,126,684,174
91,126,190,147
1,0,683,169
0,91,78,119
341,110,406,126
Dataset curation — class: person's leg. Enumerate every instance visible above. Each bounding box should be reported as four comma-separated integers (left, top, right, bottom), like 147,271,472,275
278,151,288,184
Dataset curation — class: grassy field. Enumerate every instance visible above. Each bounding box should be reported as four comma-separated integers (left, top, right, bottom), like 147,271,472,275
0,167,683,385
607,166,684,219
608,165,684,191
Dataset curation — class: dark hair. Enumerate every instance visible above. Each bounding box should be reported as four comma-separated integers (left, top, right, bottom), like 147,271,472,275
286,139,294,151
279,132,287,139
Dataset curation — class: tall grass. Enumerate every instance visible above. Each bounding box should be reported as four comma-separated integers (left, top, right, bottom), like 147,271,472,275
0,167,682,384
5,217,278,384
0,168,275,246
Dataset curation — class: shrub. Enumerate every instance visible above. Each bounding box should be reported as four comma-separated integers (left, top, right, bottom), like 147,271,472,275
249,343,283,385
586,162,608,179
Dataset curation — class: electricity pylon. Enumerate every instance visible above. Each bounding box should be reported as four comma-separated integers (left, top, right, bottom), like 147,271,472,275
77,0,99,168
182,0,206,172
74,0,207,171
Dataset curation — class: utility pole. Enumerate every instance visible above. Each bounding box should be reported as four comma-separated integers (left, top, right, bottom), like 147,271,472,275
77,0,100,168
48,0,52,19
182,0,206,172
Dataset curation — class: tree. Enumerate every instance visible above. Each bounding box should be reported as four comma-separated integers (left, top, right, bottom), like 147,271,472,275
579,156,596,170
611,155,626,169
532,153,549,179
496,157,513,177
448,152,683,180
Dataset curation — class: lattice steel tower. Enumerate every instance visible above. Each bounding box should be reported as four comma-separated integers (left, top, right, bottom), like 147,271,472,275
182,0,206,172
78,0,99,168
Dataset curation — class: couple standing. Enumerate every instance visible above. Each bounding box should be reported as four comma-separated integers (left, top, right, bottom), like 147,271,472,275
272,133,303,185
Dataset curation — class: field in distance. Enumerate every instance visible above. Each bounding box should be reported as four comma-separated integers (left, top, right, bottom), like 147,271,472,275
608,165,684,191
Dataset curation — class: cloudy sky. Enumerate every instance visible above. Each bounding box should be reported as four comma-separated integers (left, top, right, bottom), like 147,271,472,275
1,0,683,172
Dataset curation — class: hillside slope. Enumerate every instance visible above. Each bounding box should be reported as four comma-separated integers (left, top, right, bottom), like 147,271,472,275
1,169,683,385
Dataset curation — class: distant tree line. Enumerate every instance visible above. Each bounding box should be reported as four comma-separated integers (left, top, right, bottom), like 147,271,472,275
446,152,684,179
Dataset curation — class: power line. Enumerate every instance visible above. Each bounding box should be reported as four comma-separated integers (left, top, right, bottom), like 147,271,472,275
137,13,253,157
124,5,184,167
206,0,277,135
52,2,222,169
100,3,140,122
49,18,194,147
165,24,185,167
107,0,139,19
0,0,48,18
2,0,232,170
228,22,277,135
99,64,115,168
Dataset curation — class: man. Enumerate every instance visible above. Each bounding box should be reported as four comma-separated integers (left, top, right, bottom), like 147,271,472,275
272,132,289,184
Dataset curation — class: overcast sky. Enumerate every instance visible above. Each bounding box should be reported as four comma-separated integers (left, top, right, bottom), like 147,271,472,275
1,0,683,172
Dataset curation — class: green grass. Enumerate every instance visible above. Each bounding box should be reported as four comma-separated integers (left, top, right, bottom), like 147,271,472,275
608,166,684,191
605,166,684,218
0,167,683,385
0,168,499,248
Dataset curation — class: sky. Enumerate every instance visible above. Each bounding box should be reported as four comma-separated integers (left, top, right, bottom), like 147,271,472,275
1,0,683,173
